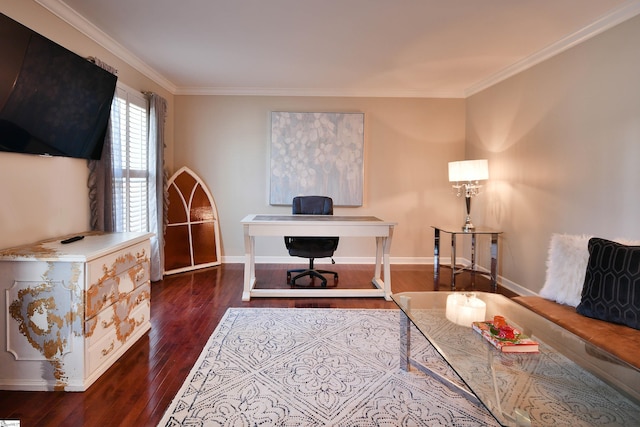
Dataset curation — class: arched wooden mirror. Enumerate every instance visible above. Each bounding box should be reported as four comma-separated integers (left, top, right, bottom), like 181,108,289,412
164,166,221,275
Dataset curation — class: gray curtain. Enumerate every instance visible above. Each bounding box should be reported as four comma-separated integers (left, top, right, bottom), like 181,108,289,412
147,92,168,281
88,83,168,281
87,59,119,232
87,123,114,231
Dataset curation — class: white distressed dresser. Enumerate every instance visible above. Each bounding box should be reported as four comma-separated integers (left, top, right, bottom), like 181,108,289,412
0,232,153,391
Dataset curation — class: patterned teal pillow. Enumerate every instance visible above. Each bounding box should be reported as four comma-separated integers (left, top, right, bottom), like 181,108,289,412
576,238,640,330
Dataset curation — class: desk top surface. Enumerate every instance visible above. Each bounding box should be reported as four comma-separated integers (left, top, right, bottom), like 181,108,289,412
243,214,395,224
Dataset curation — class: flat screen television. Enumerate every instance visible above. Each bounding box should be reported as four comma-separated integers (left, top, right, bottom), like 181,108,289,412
0,13,117,160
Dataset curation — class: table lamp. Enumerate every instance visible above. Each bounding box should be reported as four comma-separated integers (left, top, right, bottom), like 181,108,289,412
448,159,488,231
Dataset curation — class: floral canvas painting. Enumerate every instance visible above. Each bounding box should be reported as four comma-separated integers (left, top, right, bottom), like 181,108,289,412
270,112,364,206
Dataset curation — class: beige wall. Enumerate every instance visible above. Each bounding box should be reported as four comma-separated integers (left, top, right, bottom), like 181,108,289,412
0,0,174,249
466,14,640,293
174,96,465,261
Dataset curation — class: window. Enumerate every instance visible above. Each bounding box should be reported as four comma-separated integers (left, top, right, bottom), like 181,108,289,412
112,85,150,233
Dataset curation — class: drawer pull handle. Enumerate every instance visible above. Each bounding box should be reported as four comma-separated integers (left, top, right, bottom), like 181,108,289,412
135,295,148,305
101,342,115,356
101,318,115,328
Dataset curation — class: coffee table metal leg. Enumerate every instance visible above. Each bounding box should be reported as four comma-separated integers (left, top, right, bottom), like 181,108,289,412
399,311,481,405
490,232,499,291
433,228,440,289
400,311,411,371
470,233,477,287
451,233,456,289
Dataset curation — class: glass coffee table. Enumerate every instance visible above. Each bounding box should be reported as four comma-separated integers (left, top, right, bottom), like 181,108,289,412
392,291,640,426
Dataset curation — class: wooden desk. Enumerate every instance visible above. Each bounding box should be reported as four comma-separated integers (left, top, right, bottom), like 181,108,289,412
241,214,396,301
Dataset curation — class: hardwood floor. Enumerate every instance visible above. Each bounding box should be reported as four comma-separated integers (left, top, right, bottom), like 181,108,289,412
0,263,514,427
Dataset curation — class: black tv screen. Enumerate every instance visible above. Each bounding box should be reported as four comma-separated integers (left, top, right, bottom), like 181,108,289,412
0,13,117,160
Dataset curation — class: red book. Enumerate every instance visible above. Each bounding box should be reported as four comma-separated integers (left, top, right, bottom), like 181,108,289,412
472,321,539,353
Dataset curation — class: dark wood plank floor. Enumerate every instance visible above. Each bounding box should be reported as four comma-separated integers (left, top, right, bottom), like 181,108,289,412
0,263,514,427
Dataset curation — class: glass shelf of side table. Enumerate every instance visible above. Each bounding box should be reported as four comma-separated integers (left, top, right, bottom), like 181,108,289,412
432,225,502,290
392,291,640,426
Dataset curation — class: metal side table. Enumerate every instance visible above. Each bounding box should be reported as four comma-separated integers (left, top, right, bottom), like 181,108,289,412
432,225,502,290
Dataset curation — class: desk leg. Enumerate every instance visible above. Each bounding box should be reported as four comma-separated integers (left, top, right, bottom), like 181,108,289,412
373,231,393,301
242,225,256,301
383,227,393,300
490,233,499,291
433,228,440,290
374,236,383,281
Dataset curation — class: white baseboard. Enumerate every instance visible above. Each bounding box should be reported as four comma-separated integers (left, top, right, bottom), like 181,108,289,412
497,276,537,296
221,255,442,265
220,256,534,296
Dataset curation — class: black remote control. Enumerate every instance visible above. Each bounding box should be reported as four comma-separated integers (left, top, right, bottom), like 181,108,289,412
61,235,85,244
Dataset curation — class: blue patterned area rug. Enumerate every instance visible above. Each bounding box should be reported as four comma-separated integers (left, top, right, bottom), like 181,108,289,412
157,308,498,426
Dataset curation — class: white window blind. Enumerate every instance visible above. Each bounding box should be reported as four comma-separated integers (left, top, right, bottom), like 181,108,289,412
112,85,149,233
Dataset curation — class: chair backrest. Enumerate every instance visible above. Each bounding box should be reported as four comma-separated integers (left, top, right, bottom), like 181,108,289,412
292,196,333,215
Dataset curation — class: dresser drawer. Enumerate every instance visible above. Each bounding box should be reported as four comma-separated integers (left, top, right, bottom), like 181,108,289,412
87,329,123,375
112,283,151,343
85,305,117,345
85,252,150,318
85,282,151,346
87,240,150,281
86,286,150,375
86,240,149,289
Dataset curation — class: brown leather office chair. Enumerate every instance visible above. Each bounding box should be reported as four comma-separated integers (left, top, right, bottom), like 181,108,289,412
284,196,339,287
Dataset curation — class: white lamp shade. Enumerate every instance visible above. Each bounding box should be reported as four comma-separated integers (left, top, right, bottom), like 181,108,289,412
448,159,489,182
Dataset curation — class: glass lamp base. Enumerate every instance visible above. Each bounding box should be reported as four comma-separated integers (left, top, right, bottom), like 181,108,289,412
462,196,475,231
462,216,475,232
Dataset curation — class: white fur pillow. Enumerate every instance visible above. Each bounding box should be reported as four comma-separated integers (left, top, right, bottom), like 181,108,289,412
540,234,592,307
614,238,640,246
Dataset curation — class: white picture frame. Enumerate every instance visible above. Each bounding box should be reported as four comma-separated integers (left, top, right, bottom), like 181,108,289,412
269,112,364,206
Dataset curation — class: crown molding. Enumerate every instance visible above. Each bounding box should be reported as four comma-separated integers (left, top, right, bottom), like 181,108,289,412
174,86,465,98
465,0,640,97
36,0,177,94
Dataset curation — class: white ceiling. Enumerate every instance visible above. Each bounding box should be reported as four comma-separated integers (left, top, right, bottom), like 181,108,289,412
39,0,640,97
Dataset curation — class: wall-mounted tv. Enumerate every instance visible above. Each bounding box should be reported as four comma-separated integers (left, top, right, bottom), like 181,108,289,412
0,13,117,160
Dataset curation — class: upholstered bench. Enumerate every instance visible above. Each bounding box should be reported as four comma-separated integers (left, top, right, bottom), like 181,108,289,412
512,295,640,370
512,234,640,371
